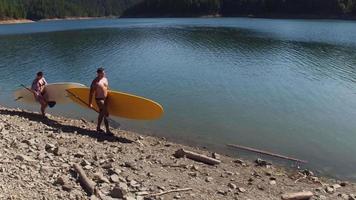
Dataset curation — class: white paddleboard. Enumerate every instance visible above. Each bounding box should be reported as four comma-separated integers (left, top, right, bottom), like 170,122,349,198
14,82,86,104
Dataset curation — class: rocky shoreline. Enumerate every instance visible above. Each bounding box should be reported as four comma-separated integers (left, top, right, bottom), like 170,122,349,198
0,106,355,200
0,19,34,25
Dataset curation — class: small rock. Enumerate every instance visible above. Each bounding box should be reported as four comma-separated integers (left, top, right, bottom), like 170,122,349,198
188,172,198,177
102,162,113,169
349,195,356,200
338,193,349,199
301,169,314,176
81,159,91,167
22,139,36,146
226,171,234,176
37,153,46,160
228,183,237,189
340,182,347,187
130,180,140,187
110,183,129,198
205,177,213,182
45,143,56,153
62,184,73,192
74,152,85,158
269,180,276,185
110,174,120,183
54,147,66,156
124,162,138,170
212,153,221,160
90,195,99,200
255,158,271,167
325,186,334,194
15,154,35,162
83,165,93,170
233,159,247,166
217,190,227,195
191,165,199,171
332,184,341,189
257,185,265,191
238,187,246,193
94,172,110,183
54,176,66,186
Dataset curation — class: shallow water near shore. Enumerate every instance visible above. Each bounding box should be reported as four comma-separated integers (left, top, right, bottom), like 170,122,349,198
0,18,356,180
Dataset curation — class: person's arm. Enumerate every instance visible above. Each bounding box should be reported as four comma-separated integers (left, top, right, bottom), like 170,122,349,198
89,80,95,108
43,78,48,85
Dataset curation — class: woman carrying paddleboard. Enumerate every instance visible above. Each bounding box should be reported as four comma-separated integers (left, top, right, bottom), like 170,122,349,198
89,67,112,134
31,71,48,117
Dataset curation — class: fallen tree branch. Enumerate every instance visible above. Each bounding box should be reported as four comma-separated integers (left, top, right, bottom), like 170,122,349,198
227,144,307,163
73,164,107,199
174,149,221,165
146,188,193,197
281,191,313,200
73,163,96,195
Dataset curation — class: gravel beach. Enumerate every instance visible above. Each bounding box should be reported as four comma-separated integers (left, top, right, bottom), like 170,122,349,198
0,106,355,200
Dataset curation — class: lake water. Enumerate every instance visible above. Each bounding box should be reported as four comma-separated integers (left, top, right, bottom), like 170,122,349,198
0,18,356,180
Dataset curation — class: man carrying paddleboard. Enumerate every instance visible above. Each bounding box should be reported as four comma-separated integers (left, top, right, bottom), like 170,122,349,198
31,71,48,117
89,67,111,134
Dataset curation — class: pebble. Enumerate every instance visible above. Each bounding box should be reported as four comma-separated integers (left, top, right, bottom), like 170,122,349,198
270,180,277,185
110,174,120,183
54,147,66,156
238,187,246,193
15,154,35,162
217,190,227,195
205,177,213,182
255,158,271,167
332,184,341,189
94,172,110,183
45,143,56,153
338,193,350,199
110,183,129,198
212,153,221,160
228,183,237,189
325,186,334,194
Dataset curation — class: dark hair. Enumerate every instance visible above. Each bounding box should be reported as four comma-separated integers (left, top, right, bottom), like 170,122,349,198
37,71,43,76
97,67,104,73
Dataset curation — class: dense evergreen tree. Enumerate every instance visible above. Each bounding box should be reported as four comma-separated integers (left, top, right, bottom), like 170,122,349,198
1,0,356,20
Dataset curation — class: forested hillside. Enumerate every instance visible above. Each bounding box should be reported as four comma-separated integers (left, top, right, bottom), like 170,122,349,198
1,0,356,20
0,0,142,20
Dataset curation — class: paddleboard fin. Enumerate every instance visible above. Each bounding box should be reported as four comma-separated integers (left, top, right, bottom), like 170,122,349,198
48,101,56,108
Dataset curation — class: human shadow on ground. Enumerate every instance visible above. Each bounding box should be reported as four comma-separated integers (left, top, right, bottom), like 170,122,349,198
0,108,133,144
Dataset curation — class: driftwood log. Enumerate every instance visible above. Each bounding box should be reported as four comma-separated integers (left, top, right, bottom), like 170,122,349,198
174,148,221,165
73,164,107,199
281,191,314,200
146,188,193,197
73,163,96,195
227,144,308,163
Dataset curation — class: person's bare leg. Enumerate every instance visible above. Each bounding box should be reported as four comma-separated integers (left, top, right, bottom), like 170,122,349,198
40,98,47,117
103,100,110,133
97,111,104,131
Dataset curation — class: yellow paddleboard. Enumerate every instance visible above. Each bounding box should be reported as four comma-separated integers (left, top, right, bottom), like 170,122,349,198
66,87,164,120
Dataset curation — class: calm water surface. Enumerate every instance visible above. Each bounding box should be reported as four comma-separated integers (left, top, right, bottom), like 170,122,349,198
0,18,356,180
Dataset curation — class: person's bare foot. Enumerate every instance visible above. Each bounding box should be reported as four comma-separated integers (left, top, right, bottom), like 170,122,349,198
96,128,105,133
106,130,114,135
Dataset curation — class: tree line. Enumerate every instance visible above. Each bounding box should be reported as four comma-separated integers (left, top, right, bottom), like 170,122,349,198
0,0,141,20
123,0,356,17
1,0,356,20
